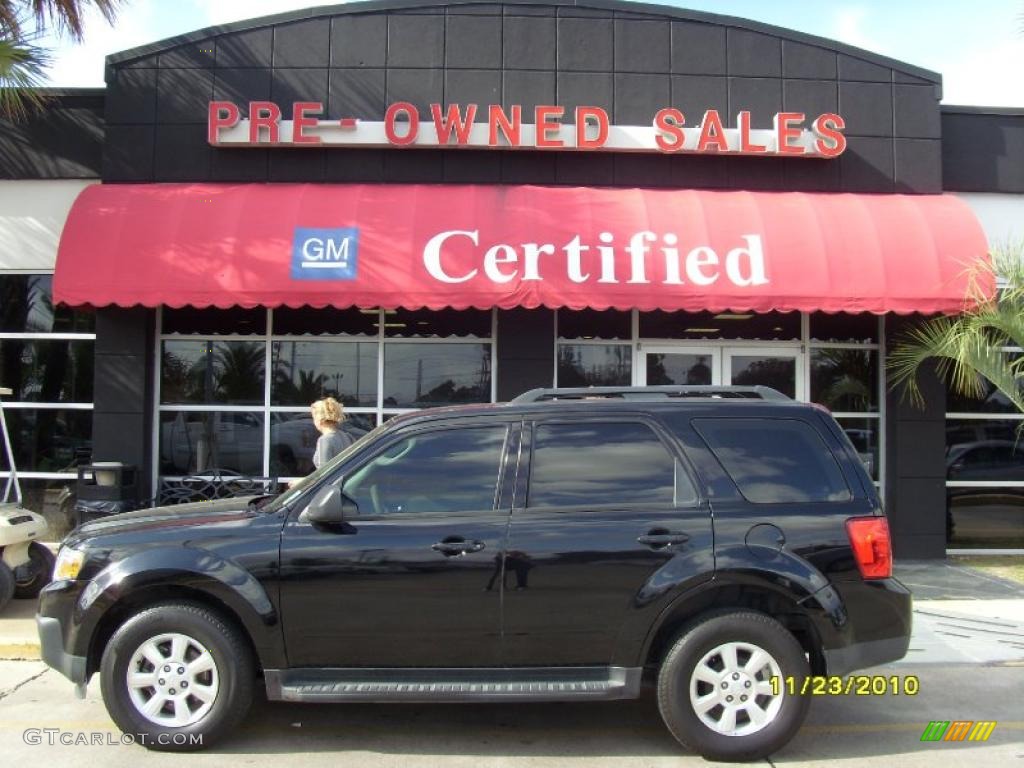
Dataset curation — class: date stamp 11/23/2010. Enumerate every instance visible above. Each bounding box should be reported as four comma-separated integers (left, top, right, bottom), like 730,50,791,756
771,675,920,696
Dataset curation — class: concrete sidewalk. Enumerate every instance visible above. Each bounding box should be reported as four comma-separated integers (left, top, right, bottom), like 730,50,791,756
3,559,1022,662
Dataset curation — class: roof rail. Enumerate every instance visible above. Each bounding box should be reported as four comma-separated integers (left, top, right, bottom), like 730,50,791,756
511,385,791,403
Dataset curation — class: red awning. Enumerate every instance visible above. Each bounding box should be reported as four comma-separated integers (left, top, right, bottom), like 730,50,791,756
53,183,991,314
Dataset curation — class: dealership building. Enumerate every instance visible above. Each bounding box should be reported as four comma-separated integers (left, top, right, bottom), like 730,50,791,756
1,0,1022,556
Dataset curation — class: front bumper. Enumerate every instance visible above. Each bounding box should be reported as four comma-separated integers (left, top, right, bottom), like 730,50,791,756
36,615,88,684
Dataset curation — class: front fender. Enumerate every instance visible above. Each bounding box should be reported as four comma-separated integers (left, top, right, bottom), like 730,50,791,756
71,546,283,669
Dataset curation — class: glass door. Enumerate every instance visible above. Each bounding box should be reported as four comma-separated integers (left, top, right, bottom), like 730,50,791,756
723,347,803,400
638,346,721,386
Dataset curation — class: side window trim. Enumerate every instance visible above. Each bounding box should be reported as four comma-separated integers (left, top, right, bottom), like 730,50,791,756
521,415,703,512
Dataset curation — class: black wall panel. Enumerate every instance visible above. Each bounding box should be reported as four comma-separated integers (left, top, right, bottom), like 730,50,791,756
101,1,943,193
0,90,104,179
942,108,1024,193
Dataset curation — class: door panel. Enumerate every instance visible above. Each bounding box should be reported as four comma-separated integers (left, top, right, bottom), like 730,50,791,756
502,418,713,666
723,347,803,399
279,422,517,667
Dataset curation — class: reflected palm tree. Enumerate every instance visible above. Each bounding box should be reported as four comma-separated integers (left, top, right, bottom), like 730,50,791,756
213,342,264,403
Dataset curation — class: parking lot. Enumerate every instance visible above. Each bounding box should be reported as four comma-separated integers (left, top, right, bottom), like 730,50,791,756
1,659,1021,767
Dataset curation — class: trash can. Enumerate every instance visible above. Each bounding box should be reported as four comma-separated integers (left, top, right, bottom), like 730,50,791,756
75,462,139,526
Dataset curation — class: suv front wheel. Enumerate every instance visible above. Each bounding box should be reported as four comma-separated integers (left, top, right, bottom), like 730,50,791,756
657,610,811,762
100,602,255,750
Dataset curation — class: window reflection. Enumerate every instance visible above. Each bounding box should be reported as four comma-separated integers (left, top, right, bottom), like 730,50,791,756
947,491,1024,548
811,349,878,412
558,344,631,386
645,353,712,385
161,341,265,405
343,426,506,515
0,409,92,473
0,340,94,402
383,343,490,407
694,418,850,503
0,275,94,333
272,342,378,406
159,411,265,475
269,412,375,476
835,417,879,480
528,422,676,507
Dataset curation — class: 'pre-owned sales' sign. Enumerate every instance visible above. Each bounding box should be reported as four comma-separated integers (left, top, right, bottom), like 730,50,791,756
208,101,847,158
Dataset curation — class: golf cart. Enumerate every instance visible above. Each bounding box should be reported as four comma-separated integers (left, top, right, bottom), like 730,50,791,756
0,387,54,612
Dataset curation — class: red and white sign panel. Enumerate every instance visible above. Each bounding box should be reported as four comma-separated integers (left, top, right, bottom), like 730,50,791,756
208,101,847,157
54,183,990,314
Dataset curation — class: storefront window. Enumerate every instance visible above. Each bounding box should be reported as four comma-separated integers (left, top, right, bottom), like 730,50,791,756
0,274,94,333
810,348,879,412
809,312,879,344
272,306,378,336
272,341,378,406
156,307,495,482
0,339,94,402
0,274,95,537
558,344,632,386
558,309,631,340
383,343,491,407
0,408,92,473
162,306,266,335
161,340,265,405
835,417,880,481
945,413,1024,549
158,411,265,476
945,352,1023,413
639,310,800,340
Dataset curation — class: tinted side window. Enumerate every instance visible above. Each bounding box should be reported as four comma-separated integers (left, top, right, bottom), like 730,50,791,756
343,425,507,516
528,421,691,508
693,418,851,503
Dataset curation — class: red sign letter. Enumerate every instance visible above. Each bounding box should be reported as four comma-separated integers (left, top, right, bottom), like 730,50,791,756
775,112,806,155
488,105,521,147
293,101,322,145
654,108,685,152
208,101,240,145
697,110,728,153
738,111,767,153
534,106,565,148
575,106,609,149
385,102,420,146
812,113,847,158
431,103,478,145
248,101,281,144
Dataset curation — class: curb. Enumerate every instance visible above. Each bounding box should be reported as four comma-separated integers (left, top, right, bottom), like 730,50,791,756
0,643,40,661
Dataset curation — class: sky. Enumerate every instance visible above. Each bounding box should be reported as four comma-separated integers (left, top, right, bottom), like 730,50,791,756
35,0,1024,107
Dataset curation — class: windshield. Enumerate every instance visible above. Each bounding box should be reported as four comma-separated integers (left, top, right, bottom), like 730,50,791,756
263,421,390,513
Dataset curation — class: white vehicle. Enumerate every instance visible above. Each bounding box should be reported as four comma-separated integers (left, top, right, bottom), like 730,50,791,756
0,387,55,612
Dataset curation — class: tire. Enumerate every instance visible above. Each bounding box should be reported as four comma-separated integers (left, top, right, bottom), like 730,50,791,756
99,602,255,751
0,561,14,612
14,542,56,599
657,610,811,762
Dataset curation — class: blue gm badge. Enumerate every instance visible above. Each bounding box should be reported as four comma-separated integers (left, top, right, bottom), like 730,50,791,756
291,227,359,280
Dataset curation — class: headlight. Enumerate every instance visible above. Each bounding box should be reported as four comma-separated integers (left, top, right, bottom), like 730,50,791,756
53,546,85,581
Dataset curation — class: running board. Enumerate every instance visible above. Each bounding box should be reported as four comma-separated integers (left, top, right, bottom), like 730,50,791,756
265,666,642,703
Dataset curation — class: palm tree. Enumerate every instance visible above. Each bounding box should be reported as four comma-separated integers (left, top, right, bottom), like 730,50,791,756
0,0,119,119
888,245,1024,414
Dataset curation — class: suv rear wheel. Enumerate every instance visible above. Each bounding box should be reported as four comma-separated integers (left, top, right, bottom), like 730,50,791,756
100,602,255,750
657,610,810,762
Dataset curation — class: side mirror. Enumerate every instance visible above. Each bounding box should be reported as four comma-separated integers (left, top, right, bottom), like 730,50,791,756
299,485,358,525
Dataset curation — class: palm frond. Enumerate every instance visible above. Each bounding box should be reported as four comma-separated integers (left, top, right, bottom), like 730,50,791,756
6,0,122,41
0,35,50,120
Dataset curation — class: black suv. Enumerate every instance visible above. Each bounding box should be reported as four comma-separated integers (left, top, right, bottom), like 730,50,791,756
37,386,911,761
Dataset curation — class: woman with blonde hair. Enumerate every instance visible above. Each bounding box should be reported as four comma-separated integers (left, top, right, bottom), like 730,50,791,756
309,396,352,468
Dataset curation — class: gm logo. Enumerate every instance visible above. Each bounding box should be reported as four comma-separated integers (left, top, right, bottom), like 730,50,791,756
291,227,359,280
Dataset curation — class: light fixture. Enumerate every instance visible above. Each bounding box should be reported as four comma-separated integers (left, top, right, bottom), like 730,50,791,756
713,313,753,321
684,328,720,333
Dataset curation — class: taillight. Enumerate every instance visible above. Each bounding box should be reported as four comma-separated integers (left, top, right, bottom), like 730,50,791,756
846,516,892,579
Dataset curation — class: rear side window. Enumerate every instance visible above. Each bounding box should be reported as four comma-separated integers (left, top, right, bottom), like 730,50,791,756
528,421,696,508
693,417,851,503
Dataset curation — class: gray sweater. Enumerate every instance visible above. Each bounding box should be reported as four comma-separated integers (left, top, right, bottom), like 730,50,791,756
313,429,352,468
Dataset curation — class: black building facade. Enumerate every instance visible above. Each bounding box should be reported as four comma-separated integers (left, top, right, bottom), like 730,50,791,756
2,0,1023,557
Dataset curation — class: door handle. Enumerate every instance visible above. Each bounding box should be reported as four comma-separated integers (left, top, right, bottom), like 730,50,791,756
637,530,690,548
431,538,486,556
